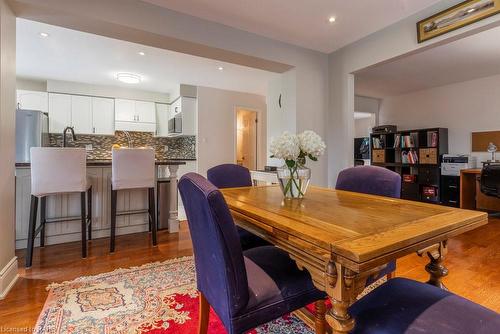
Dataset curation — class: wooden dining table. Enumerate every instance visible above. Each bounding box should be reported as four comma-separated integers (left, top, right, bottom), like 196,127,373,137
221,185,488,334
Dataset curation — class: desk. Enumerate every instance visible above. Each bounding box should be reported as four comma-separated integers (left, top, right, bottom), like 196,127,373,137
221,185,487,333
460,168,500,211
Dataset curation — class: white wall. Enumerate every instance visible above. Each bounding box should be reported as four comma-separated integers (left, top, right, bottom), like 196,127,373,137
11,0,329,186
328,0,500,187
197,86,267,176
354,115,375,138
380,73,500,162
0,0,18,299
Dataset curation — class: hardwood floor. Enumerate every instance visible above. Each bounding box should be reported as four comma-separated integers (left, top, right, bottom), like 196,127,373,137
1,218,499,331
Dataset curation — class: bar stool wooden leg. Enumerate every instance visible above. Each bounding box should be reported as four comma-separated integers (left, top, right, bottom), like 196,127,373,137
110,188,117,253
40,196,46,247
87,186,92,240
81,191,87,258
148,188,153,233
198,292,209,334
149,187,157,246
314,299,327,334
26,195,38,268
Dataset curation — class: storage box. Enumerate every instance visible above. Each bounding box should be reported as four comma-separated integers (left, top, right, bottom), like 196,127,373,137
419,148,438,164
372,149,385,163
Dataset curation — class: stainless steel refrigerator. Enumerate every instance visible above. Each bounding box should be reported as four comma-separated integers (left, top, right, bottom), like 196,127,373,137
16,109,49,163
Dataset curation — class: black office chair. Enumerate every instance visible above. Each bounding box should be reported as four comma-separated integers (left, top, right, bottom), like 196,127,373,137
480,163,500,198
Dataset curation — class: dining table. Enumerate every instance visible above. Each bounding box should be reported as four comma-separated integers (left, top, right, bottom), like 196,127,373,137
220,185,488,334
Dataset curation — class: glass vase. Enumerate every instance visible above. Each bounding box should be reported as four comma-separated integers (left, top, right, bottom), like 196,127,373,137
277,164,311,199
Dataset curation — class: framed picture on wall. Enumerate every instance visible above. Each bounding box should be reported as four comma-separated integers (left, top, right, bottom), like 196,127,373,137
417,0,500,43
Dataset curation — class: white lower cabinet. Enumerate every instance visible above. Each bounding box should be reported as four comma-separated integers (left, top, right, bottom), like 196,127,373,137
15,167,151,249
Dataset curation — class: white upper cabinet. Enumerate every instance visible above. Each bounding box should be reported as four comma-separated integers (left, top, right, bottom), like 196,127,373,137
17,90,48,113
135,100,156,123
156,103,170,137
181,97,197,136
115,98,156,132
71,95,93,134
92,97,115,135
48,93,72,133
115,99,136,123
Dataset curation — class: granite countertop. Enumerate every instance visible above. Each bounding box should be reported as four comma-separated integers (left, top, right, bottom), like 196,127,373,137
15,158,196,168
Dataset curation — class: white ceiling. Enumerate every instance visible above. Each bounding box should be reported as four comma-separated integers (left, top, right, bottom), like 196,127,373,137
141,0,441,53
355,24,500,98
16,19,277,96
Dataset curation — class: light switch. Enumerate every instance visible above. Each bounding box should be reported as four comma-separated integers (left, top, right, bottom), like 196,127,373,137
85,144,93,151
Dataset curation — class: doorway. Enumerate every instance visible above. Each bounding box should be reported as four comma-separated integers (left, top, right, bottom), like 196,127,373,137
236,108,258,170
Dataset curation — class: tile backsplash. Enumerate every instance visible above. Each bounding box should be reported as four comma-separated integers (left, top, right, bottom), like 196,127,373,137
49,131,196,160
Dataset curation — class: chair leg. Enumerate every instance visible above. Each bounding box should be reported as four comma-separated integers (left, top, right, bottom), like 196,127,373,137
26,195,38,268
40,196,46,247
314,299,326,334
149,187,157,246
198,292,210,334
110,188,117,253
87,186,92,241
81,192,87,258
147,187,152,232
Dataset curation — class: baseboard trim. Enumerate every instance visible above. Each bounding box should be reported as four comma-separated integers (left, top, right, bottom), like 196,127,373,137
0,256,19,300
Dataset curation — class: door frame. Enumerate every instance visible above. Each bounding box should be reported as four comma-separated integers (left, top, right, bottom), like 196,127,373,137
234,106,261,171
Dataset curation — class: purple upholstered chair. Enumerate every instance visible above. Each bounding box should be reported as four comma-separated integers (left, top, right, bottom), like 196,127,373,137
207,164,270,250
336,166,401,283
349,277,500,333
179,173,326,334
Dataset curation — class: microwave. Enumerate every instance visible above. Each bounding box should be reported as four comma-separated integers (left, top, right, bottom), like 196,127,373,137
168,115,182,135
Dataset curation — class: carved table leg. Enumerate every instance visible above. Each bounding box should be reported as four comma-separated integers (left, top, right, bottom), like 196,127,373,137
418,241,449,290
325,261,366,334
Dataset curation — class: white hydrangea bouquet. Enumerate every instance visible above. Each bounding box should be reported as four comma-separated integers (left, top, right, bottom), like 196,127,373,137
270,130,326,198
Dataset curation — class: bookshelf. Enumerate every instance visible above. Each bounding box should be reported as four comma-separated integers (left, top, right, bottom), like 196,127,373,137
370,128,448,204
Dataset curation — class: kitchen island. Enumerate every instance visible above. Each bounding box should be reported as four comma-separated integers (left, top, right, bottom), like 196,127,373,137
15,159,195,250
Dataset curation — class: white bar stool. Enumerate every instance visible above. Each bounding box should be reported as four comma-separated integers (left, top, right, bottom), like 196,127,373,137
110,148,157,252
27,148,92,268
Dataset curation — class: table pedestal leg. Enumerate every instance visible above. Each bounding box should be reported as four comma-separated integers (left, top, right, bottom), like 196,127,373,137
418,241,449,290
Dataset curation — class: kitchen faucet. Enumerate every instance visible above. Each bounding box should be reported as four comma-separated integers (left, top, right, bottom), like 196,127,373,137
62,126,77,147
123,131,132,148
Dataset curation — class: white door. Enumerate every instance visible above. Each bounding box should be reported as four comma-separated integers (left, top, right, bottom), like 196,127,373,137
135,100,156,123
115,99,136,122
156,103,169,136
48,93,71,133
17,90,48,113
71,95,93,134
92,97,115,135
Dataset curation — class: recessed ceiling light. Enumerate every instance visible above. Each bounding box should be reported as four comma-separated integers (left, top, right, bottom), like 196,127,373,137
138,51,145,56
218,66,224,71
40,32,49,38
116,73,142,84
328,16,336,23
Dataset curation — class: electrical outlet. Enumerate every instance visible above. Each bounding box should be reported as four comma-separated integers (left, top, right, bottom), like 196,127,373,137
164,145,169,152
85,144,93,151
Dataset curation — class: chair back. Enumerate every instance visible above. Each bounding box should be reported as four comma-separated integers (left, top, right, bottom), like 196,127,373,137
178,173,249,323
207,163,252,188
480,164,500,198
30,147,87,196
112,148,155,190
336,165,401,198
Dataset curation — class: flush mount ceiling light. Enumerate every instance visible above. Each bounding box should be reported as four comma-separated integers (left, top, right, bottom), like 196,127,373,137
218,66,224,71
39,32,49,38
328,16,336,23
116,73,141,84
138,51,145,56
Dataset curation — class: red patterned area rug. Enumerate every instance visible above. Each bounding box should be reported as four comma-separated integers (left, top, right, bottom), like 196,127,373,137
34,257,315,334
